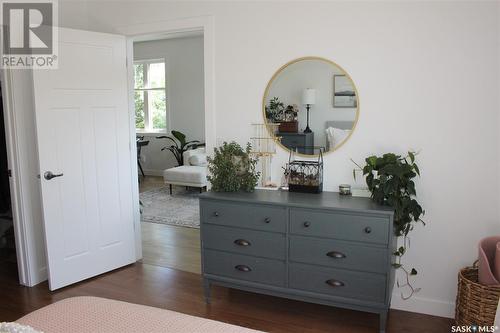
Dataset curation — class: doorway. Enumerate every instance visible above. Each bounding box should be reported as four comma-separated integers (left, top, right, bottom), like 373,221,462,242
132,32,205,274
0,16,214,290
0,84,18,282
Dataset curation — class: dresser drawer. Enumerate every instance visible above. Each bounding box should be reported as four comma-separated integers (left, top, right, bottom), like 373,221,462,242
204,249,285,286
203,224,286,259
289,263,386,303
201,200,286,232
289,235,388,274
290,208,389,245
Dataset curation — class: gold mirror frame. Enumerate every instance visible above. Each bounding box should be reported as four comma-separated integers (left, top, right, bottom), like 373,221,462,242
262,56,360,157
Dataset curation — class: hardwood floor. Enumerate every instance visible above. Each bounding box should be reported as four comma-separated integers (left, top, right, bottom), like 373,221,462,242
141,222,200,274
139,175,201,274
0,262,453,332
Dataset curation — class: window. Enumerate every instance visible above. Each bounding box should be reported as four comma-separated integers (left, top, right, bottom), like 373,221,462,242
134,60,167,132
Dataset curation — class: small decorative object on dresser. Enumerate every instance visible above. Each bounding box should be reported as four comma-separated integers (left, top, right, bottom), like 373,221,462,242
339,184,352,195
250,123,279,188
288,148,323,193
200,190,395,333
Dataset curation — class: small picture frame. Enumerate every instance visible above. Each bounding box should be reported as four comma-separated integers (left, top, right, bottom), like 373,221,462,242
333,75,357,108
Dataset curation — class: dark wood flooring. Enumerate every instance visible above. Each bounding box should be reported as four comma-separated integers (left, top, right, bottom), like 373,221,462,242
0,261,453,332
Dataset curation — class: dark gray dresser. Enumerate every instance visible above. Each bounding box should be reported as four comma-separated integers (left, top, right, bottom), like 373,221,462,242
200,190,395,333
278,132,314,154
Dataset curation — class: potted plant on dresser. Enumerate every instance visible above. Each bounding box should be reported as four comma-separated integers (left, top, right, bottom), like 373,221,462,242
353,152,425,299
207,141,260,192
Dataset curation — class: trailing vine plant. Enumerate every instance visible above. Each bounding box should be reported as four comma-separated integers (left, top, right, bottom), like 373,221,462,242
207,142,260,192
352,152,425,299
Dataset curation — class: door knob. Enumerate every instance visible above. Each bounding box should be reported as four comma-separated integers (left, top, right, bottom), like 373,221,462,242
44,171,64,180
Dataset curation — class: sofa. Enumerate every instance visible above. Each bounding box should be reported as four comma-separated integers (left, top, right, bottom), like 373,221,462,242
163,148,208,194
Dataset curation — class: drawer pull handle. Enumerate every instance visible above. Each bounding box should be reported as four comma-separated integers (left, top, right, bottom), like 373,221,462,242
264,217,271,223
326,251,346,259
364,226,372,234
325,279,345,288
303,221,311,228
213,211,219,217
235,265,252,272
234,239,251,247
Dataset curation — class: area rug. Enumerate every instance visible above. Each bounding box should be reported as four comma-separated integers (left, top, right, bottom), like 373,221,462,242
140,187,200,228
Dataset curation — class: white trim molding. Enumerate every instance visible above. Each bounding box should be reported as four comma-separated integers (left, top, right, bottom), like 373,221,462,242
119,15,215,261
1,68,47,286
391,292,455,318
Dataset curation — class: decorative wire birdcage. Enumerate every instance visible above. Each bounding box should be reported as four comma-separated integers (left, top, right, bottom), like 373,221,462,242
250,123,280,188
287,147,323,193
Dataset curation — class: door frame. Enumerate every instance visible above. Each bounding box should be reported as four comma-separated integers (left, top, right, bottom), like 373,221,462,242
118,15,215,259
0,68,31,286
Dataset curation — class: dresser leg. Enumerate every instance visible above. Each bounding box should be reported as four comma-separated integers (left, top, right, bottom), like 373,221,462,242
379,310,388,333
203,279,211,304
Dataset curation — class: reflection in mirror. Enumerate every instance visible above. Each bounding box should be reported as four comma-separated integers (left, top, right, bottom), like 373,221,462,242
264,57,359,156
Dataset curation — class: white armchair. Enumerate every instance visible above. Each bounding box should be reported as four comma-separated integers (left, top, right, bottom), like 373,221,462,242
162,148,208,194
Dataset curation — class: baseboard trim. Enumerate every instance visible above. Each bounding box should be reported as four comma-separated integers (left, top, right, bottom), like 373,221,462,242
26,265,48,287
390,292,455,318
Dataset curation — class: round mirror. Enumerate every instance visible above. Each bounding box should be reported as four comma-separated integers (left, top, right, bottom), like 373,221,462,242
263,57,359,156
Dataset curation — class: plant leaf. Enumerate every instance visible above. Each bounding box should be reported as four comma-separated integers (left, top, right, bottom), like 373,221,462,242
413,164,420,176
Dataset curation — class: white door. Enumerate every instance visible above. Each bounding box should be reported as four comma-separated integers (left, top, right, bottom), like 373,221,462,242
33,28,136,290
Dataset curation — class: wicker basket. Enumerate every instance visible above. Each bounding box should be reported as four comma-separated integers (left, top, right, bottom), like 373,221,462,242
455,262,500,326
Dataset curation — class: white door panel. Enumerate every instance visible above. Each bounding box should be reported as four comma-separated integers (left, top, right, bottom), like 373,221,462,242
33,28,136,290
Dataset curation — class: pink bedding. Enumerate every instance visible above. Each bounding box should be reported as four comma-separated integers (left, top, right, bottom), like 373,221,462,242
18,296,263,333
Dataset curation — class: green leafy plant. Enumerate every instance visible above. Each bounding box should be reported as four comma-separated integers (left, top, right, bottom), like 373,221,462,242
207,142,260,192
265,97,285,123
352,152,425,299
157,130,201,166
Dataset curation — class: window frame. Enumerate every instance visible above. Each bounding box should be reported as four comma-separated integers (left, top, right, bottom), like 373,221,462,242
134,58,168,134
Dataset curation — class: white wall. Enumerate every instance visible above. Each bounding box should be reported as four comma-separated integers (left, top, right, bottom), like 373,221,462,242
266,59,356,149
134,36,205,174
8,0,499,318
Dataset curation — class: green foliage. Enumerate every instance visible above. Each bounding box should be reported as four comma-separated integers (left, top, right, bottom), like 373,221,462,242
361,152,425,237
134,63,144,88
207,142,260,192
151,91,166,130
353,152,425,299
158,130,200,166
135,91,144,129
265,97,285,123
